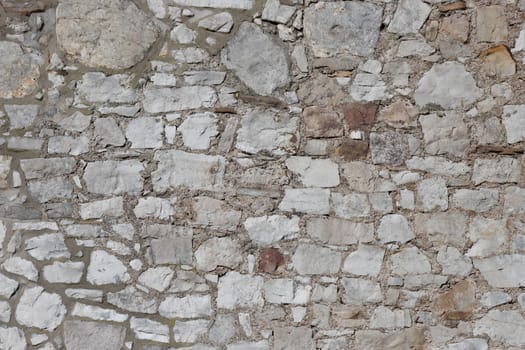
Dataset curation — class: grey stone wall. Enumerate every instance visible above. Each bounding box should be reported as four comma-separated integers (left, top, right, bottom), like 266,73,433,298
1,0,525,349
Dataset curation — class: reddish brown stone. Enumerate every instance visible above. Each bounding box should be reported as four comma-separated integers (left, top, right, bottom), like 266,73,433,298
258,248,285,273
433,281,476,321
335,140,368,161
341,103,377,130
303,106,343,138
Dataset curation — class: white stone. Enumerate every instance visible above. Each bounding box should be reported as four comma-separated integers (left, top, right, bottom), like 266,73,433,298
25,233,70,260
87,250,130,285
134,197,174,219
173,0,254,9
198,12,234,33
236,110,299,156
63,320,126,350
307,218,374,245
437,247,472,277
83,160,144,195
0,327,26,350
388,0,431,34
192,196,241,231
397,39,435,57
472,157,521,185
126,117,163,149
342,245,385,277
173,319,209,343
279,188,330,215
173,48,210,63
391,247,431,275
331,192,370,218
138,267,174,292
195,237,242,272
217,272,264,309
285,157,340,188
342,278,382,304
130,317,169,343
159,294,213,318
263,278,294,304
474,310,525,346
2,257,38,281
481,292,511,309
0,301,10,323
0,41,42,99
0,273,18,298
179,113,218,150
79,197,124,219
143,86,217,113
244,215,300,245
107,286,157,314
474,254,525,288
65,288,103,302
503,105,525,144
184,71,226,85
75,72,137,105
292,244,342,275
262,0,295,24
72,303,128,322
43,261,84,283
227,341,269,350
350,72,390,101
15,287,66,331
417,177,448,211
171,24,196,44
453,188,499,212
370,306,412,329
5,105,39,129
377,214,414,243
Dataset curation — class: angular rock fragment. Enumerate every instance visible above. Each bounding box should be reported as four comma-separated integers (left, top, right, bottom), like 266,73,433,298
273,327,314,350
476,6,508,43
75,72,138,104
15,287,66,331
377,214,414,243
192,196,241,231
343,245,385,277
217,272,264,309
474,310,525,346
262,0,296,24
43,261,84,284
179,113,218,150
292,244,341,275
244,215,299,245
0,41,42,99
342,278,382,304
4,105,39,129
87,250,130,285
0,327,26,350
279,188,330,215
107,286,158,314
502,105,525,144
419,113,469,157
143,86,217,113
472,157,521,185
388,0,431,34
159,294,213,318
285,156,340,187
126,117,163,149
2,257,38,281
130,317,169,343
173,0,254,9
303,106,343,138
198,12,234,33
63,320,126,350
481,45,516,77
195,237,242,271
83,160,144,195
474,254,525,288
370,132,405,165
94,117,126,147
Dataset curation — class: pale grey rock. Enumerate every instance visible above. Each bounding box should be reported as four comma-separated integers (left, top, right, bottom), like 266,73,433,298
94,118,125,147
143,86,217,113
370,306,412,329
476,5,508,43
150,72,177,86
504,187,525,214
0,301,10,323
473,117,506,145
146,226,193,265
43,261,84,284
388,0,431,34
453,188,498,212
414,62,482,109
279,188,330,215
48,136,90,155
130,317,169,343
7,137,44,151
228,341,268,350
107,286,157,314
84,160,144,195
222,22,289,95
474,254,525,288
2,257,38,281
285,157,340,187
19,157,76,179
0,156,11,188
72,303,128,322
262,0,295,24
152,150,225,191
369,192,393,213
87,250,130,285
195,237,242,271
474,310,525,346
406,156,470,177
65,224,107,239
391,247,431,275
171,24,196,44
419,113,469,156
28,177,73,203
209,314,236,344
179,113,218,150
350,73,390,101
397,39,436,57
173,0,254,9
63,320,126,350
198,13,234,33
307,218,373,245
138,267,174,292
472,157,521,185
331,192,370,218
437,247,472,276
159,294,212,318
274,327,314,350
75,72,138,104
79,197,125,219
217,272,264,309
399,189,415,210
404,274,447,289
56,0,160,69
192,196,241,231
64,289,101,302
416,177,448,211
147,0,166,18
0,327,26,350
236,110,299,156
173,48,210,63
441,339,488,350
481,292,511,309
4,105,39,129
134,197,174,219
0,41,42,99
415,212,467,246
370,132,405,165
184,71,227,85
25,233,70,260
292,244,341,275
304,1,383,57
503,105,525,144
173,319,208,343
15,287,66,331
292,45,308,72
378,214,414,243
264,279,294,304
244,215,300,245
342,278,382,304
0,273,18,298
343,245,385,277
126,117,163,149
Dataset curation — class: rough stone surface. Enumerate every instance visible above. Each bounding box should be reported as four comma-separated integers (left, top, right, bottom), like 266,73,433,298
15,287,66,331
0,41,42,99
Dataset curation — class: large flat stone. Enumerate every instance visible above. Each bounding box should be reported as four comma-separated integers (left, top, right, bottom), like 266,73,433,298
63,320,126,350
0,41,42,99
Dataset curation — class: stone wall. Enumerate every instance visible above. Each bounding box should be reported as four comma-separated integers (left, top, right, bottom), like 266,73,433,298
1,0,525,349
